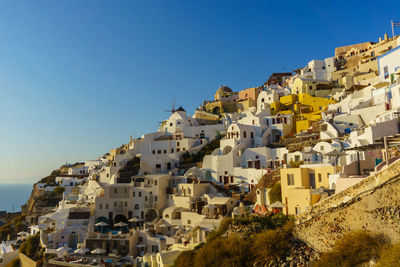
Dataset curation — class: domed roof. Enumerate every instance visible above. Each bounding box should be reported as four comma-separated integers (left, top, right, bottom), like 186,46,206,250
214,85,233,100
216,85,232,94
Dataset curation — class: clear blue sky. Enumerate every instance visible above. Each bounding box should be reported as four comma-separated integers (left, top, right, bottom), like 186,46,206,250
0,0,399,183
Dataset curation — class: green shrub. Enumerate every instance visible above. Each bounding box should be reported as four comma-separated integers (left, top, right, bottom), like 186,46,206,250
206,217,232,242
19,233,41,258
315,230,387,267
193,235,250,267
174,250,195,267
376,242,400,267
232,214,292,234
268,182,282,203
5,258,20,267
251,229,292,264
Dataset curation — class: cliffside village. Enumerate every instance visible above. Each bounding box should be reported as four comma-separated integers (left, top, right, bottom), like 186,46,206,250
2,33,400,266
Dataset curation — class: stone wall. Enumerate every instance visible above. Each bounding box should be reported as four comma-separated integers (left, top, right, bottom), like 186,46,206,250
19,253,38,267
294,158,400,252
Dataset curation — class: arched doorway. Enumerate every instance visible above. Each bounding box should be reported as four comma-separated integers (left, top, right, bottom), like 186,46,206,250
212,106,221,116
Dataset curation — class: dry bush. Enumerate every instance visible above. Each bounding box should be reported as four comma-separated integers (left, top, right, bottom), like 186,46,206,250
251,228,291,264
193,235,250,267
376,242,400,267
174,250,196,267
315,230,387,267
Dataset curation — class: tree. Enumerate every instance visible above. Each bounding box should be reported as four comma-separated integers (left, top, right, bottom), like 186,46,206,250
54,186,65,194
269,182,282,203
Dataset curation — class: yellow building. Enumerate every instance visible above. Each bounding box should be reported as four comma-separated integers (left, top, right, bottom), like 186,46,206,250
270,93,336,133
280,164,340,215
290,76,333,96
333,34,399,87
205,86,256,115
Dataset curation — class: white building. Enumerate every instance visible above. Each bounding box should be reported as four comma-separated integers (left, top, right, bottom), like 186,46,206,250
378,46,400,80
300,57,335,81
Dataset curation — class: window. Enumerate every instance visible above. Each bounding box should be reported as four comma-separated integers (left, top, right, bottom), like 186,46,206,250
99,204,102,209
320,146,324,151
155,196,158,202
287,174,294,185
125,201,127,207
309,85,312,90
170,123,173,126
139,192,142,197
318,173,322,183
157,150,161,154
171,148,174,153
133,192,136,197
243,131,247,138
187,220,191,224
155,180,157,185
152,150,155,154
164,150,167,154
106,204,109,209
384,66,389,79
135,204,139,210
124,188,127,194
114,202,117,207
156,164,161,169
177,142,180,146
114,188,117,194
261,98,264,102
183,147,186,151
145,196,148,201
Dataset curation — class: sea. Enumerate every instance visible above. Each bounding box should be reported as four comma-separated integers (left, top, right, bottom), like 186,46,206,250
0,183,33,213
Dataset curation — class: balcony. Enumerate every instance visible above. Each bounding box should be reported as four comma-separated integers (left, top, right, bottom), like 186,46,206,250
86,232,129,240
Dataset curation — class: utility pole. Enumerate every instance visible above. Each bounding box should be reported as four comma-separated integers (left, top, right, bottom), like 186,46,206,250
392,20,395,39
384,136,389,166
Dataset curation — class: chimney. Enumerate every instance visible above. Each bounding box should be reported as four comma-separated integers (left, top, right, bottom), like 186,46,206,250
379,37,382,42
384,33,388,41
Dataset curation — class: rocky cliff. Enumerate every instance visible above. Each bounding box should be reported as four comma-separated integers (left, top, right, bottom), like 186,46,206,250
294,158,400,252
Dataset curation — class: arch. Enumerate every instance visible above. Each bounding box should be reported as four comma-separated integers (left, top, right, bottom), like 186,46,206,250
222,146,232,155
212,106,221,116
145,209,158,221
243,131,247,138
271,129,281,143
114,214,128,224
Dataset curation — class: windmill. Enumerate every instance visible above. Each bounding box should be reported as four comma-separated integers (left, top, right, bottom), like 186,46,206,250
164,98,176,114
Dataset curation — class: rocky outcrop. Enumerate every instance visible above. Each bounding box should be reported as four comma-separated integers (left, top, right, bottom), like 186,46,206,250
22,186,62,216
294,159,400,252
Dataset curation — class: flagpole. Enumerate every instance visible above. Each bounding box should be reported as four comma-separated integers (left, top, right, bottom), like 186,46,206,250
392,20,395,39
